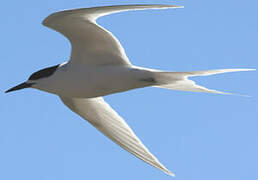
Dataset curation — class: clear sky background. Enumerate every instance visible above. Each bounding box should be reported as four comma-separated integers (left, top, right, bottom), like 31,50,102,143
1,0,257,180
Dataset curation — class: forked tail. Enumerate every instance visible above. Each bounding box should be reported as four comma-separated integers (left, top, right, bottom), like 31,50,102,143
153,69,255,96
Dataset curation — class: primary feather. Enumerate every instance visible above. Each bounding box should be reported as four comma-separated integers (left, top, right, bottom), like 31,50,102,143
60,96,175,176
42,5,183,66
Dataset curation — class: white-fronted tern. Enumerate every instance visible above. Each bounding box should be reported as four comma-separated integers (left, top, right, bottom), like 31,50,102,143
6,4,255,176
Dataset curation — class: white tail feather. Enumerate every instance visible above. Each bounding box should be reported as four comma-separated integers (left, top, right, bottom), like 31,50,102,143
153,69,255,96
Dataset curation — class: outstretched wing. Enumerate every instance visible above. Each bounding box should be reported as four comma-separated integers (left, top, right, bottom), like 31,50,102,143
60,96,174,176
43,4,183,66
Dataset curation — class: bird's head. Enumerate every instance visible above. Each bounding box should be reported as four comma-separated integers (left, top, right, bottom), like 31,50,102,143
5,64,59,93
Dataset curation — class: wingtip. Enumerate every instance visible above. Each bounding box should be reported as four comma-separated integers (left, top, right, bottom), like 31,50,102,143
167,171,176,177
247,68,256,71
217,91,252,98
228,93,252,98
160,167,175,177
223,68,256,72
238,68,256,71
165,5,184,9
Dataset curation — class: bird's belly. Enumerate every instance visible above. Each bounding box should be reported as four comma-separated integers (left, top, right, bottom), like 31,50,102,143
54,66,152,98
71,81,133,98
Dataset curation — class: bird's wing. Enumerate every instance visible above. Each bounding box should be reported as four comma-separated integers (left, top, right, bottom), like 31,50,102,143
60,96,174,176
43,4,183,66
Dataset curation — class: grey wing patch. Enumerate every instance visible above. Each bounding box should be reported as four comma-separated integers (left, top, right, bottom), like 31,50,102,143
29,64,60,80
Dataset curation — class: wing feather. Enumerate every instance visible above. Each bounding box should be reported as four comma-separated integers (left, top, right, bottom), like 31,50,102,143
43,5,183,66
60,96,174,176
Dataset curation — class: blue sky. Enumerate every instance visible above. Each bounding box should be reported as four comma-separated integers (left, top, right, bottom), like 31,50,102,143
1,0,257,179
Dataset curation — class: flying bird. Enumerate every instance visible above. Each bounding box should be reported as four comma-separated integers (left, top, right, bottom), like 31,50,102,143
6,4,255,176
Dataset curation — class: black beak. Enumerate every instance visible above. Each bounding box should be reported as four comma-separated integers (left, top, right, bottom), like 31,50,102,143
5,82,34,93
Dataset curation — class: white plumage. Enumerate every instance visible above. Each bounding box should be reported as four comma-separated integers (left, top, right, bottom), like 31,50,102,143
6,4,255,176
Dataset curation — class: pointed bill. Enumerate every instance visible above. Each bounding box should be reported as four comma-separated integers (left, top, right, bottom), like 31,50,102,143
5,82,34,93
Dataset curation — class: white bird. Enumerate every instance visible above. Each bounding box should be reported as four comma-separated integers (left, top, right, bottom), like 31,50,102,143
6,4,255,176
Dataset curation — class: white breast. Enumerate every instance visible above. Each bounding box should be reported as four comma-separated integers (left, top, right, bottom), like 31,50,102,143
34,64,153,98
